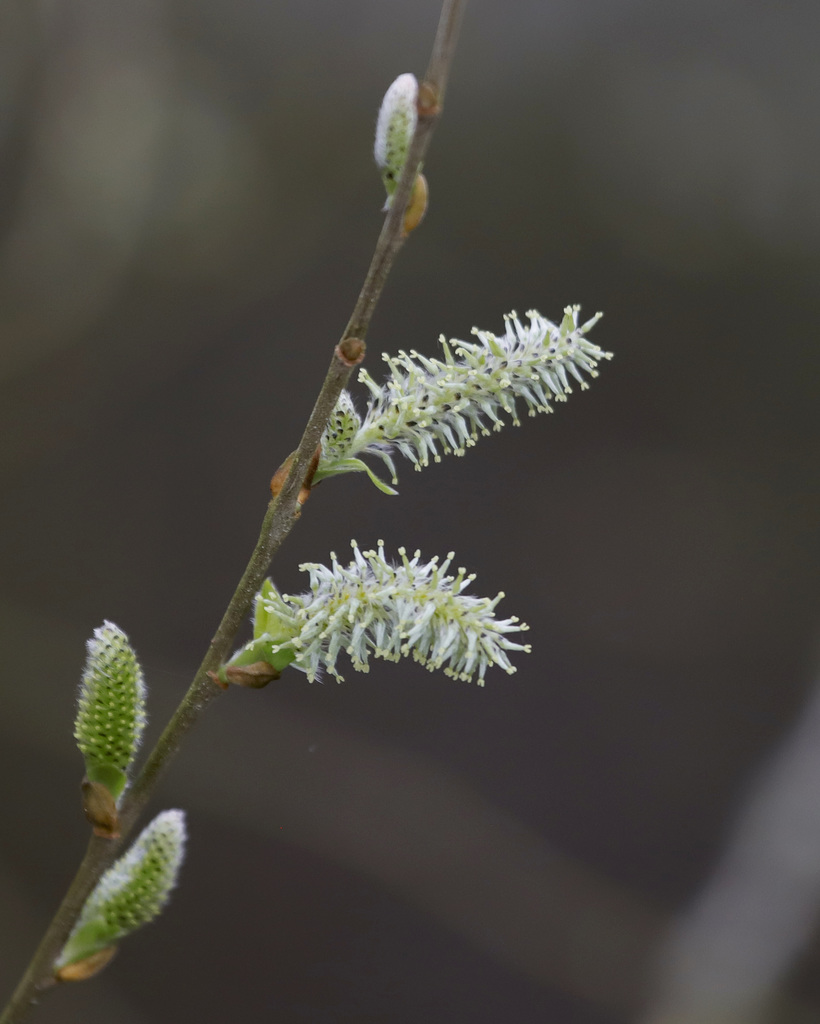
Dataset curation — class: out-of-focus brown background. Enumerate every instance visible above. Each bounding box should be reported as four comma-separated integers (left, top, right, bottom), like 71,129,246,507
1,1,819,1021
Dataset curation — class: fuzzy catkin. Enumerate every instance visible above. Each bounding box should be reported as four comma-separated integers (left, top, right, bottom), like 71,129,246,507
75,622,147,797
247,542,530,685
56,810,186,968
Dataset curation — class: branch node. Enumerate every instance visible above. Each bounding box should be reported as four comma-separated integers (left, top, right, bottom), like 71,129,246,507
206,670,230,691
270,446,322,504
417,81,441,119
336,337,366,367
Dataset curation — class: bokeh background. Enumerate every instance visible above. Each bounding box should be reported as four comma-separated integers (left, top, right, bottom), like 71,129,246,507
1,1,819,1021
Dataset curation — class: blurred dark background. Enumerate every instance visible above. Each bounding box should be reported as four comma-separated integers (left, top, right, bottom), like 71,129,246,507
1,1,819,1022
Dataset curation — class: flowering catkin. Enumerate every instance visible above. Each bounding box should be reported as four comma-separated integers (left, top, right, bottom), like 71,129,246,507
314,306,610,492
237,542,530,685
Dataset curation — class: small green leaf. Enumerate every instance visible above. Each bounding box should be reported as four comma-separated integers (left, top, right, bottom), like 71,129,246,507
85,763,127,800
313,458,398,495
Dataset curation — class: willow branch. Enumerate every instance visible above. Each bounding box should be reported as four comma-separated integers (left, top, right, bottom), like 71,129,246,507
0,3,467,1023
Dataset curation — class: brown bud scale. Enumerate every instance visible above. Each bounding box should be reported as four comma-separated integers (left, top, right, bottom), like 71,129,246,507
56,946,118,982
403,174,429,236
81,778,121,839
224,661,281,688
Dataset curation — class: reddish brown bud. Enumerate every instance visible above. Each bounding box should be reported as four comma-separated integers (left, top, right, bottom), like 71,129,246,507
269,455,292,499
56,946,118,982
223,661,280,689
417,81,440,118
403,174,429,235
336,337,366,367
270,446,321,504
81,778,120,839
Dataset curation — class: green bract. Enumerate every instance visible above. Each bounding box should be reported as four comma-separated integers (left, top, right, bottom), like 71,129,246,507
75,622,147,800
56,810,187,970
314,306,611,493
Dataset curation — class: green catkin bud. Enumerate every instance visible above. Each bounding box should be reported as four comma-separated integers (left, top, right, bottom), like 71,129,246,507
232,542,531,686
75,622,147,801
374,73,418,209
314,390,398,494
313,306,612,492
55,810,187,973
320,390,363,464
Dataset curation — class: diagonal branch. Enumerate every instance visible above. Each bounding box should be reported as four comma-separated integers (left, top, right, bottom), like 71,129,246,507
0,3,467,1022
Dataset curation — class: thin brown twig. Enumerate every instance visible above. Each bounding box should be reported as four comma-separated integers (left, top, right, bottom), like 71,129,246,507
0,3,467,1022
